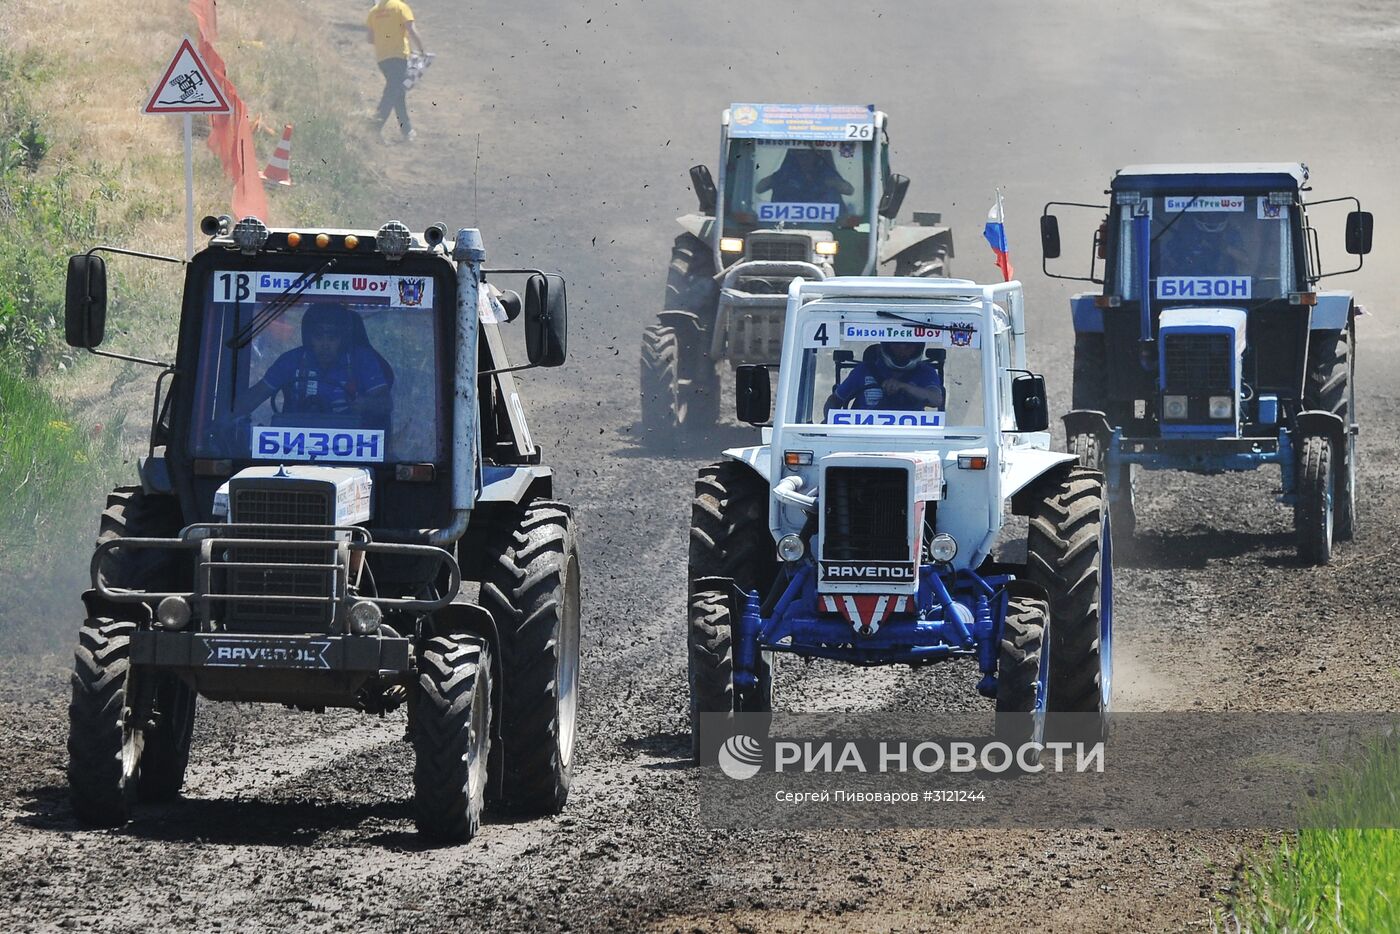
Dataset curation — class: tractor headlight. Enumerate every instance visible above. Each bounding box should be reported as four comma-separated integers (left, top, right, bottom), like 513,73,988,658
1209,395,1233,419
1162,395,1188,420
777,533,805,563
719,237,744,254
814,240,839,257
155,596,191,631
347,600,383,636
929,533,958,564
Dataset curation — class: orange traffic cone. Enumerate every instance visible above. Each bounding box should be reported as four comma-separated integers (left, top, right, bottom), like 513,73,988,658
259,123,293,188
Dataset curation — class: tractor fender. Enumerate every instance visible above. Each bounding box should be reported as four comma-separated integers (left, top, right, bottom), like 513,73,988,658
1310,292,1353,330
1294,410,1347,448
1063,409,1114,440
879,225,954,272
478,465,553,504
676,213,711,242
1004,449,1081,515
722,445,770,484
431,598,505,788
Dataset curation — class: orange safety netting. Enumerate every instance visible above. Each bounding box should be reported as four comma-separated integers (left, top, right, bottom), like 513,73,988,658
189,0,268,221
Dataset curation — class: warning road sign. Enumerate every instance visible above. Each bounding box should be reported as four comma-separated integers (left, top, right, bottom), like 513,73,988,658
143,36,230,115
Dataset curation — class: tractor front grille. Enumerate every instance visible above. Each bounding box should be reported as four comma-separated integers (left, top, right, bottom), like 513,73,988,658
748,233,811,263
822,467,909,562
224,486,337,631
1163,333,1232,393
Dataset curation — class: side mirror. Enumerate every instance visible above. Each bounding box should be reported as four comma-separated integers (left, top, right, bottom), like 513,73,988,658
1040,215,1062,260
735,364,771,424
690,164,718,215
1011,373,1049,432
64,254,108,348
879,174,910,219
523,274,567,367
1345,210,1373,256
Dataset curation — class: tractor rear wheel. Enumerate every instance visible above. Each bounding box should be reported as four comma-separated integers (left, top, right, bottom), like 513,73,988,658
689,461,778,593
412,632,493,844
1305,326,1355,541
1295,433,1334,566
665,233,718,313
1026,466,1112,716
479,501,581,815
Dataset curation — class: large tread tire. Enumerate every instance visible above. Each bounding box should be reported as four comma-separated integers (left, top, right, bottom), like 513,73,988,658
1071,333,1108,412
665,233,718,314
1305,327,1355,541
136,674,197,803
479,501,581,815
412,632,493,844
641,323,683,432
995,595,1048,715
1295,434,1334,566
1069,432,1136,541
67,619,137,826
689,461,778,593
1026,466,1110,715
994,595,1049,751
687,589,772,762
688,589,735,762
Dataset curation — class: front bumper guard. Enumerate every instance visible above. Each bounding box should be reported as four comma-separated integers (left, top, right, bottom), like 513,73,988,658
130,629,411,672
713,260,826,363
93,522,460,623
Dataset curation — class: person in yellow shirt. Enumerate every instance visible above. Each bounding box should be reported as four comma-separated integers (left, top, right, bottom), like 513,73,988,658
366,0,427,142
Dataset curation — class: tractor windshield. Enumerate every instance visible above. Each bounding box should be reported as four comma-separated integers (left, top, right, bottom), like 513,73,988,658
723,138,873,233
1115,193,1298,301
189,268,443,464
791,312,986,430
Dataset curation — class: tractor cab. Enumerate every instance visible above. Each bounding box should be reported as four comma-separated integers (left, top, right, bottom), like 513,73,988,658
642,103,954,434
1042,162,1374,563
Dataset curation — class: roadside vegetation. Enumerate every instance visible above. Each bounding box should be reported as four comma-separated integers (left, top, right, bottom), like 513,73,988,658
1227,735,1400,932
0,0,375,653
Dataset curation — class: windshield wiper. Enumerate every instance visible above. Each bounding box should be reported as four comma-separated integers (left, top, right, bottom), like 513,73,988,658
1149,193,1200,245
227,258,338,350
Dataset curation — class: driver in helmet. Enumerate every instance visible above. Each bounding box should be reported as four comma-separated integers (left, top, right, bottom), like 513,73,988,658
825,340,945,415
757,146,855,207
237,303,393,420
1162,212,1249,276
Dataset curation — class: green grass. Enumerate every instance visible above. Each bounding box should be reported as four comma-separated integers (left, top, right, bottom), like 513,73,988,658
1227,736,1400,932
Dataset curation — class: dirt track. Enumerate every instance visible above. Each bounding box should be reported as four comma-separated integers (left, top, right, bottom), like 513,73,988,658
3,1,1399,931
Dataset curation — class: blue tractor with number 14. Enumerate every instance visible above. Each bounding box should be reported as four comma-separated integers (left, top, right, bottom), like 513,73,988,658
1041,163,1373,564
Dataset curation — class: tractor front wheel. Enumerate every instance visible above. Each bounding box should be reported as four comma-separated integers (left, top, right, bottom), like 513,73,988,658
412,632,494,844
1026,466,1112,717
688,589,772,762
1069,432,1136,542
1295,433,1335,566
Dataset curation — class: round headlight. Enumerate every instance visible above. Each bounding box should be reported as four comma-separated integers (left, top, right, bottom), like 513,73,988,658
156,595,191,631
777,533,805,562
929,533,958,564
347,600,383,636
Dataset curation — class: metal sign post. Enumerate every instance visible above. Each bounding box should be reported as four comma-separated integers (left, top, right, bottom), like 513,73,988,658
143,36,231,259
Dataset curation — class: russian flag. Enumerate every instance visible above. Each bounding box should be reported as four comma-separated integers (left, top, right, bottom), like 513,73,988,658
983,191,1014,281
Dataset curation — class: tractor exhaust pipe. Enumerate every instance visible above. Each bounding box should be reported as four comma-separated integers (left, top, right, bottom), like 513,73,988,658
381,228,483,547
